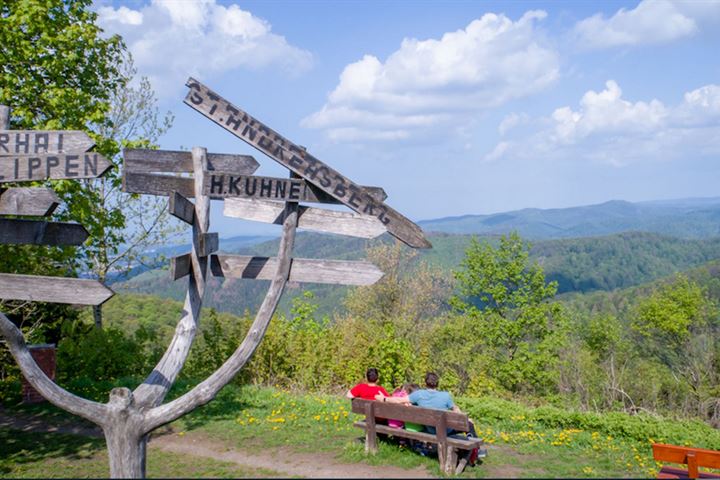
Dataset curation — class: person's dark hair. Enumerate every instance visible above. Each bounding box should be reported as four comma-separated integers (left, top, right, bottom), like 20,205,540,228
406,383,420,394
366,368,379,383
425,372,439,389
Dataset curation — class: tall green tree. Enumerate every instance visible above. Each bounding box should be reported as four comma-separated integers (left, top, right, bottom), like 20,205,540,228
0,1,175,328
450,232,568,394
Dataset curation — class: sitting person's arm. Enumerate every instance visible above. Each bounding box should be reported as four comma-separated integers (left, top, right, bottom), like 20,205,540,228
375,392,410,404
345,389,355,399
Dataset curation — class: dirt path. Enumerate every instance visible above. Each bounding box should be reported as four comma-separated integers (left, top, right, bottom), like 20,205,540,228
152,429,432,478
0,407,431,478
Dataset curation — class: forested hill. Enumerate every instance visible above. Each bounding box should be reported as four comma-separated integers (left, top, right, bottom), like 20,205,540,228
116,231,720,316
418,197,720,239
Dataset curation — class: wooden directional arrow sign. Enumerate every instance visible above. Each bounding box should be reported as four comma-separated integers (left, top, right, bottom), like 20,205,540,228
210,254,384,286
0,187,60,216
123,148,260,175
0,130,94,155
224,198,387,239
0,152,112,183
124,171,386,206
184,78,430,249
0,219,88,246
0,273,114,305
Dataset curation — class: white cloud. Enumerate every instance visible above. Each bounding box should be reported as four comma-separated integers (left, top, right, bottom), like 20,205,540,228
498,112,530,136
572,0,720,50
303,10,559,142
96,0,313,97
96,5,143,25
486,80,720,165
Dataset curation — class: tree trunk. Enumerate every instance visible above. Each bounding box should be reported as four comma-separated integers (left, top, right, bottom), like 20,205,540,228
104,387,147,478
93,305,103,329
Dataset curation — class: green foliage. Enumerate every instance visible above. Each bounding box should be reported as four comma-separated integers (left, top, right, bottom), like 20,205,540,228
451,232,568,395
56,319,162,385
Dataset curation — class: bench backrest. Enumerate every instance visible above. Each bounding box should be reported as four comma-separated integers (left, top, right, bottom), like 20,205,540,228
351,398,470,432
653,443,720,478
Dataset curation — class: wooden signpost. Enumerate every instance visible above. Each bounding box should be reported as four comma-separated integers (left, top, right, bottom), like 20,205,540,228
2,78,433,479
0,152,112,182
0,130,94,155
184,78,431,249
0,105,114,307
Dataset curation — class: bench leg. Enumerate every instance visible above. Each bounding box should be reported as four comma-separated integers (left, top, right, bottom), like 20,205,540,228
446,446,458,475
365,429,377,454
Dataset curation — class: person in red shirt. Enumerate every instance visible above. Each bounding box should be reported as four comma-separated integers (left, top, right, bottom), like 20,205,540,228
345,367,389,400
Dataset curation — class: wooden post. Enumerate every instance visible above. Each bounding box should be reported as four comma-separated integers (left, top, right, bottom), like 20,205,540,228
437,412,449,473
0,105,9,129
687,451,699,479
364,401,378,454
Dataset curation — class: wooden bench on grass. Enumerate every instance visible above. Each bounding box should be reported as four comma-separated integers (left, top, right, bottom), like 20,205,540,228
652,443,720,479
351,398,484,475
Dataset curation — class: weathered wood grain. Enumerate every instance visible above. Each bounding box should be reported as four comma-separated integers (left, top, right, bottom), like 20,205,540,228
351,398,470,431
0,152,112,182
170,254,191,280
0,273,114,305
184,78,430,249
210,254,384,286
0,219,88,246
0,130,94,155
133,147,212,412
0,106,9,130
198,232,219,257
123,172,195,197
168,192,194,224
123,148,259,175
0,187,60,216
126,170,380,206
223,197,386,239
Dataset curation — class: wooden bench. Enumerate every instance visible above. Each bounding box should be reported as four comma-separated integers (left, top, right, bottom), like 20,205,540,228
351,398,484,475
652,443,720,479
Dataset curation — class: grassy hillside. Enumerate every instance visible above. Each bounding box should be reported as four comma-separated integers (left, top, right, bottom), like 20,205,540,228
116,231,720,317
418,198,720,239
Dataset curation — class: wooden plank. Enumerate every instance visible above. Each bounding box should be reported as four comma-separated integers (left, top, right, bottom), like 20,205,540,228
0,152,112,183
365,401,377,454
198,233,218,257
223,198,386,239
126,171,379,206
0,219,88,246
168,191,194,224
351,399,469,431
652,444,720,470
0,130,94,155
0,273,113,305
210,255,384,286
0,187,60,216
0,106,9,130
353,422,483,449
204,172,388,205
123,148,259,175
184,78,430,249
170,253,191,280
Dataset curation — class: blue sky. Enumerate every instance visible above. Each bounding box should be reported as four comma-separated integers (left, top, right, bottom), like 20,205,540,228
94,0,720,238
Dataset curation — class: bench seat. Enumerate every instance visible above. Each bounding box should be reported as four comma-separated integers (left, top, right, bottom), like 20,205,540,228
351,398,484,475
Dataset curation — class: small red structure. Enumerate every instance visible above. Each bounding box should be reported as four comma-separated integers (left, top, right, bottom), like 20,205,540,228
21,344,56,404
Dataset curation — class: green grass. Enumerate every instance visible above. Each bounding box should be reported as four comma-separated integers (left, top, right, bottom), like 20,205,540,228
0,428,282,478
5,383,720,478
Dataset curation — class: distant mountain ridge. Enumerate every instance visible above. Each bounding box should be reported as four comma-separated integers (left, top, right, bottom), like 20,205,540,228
418,197,720,239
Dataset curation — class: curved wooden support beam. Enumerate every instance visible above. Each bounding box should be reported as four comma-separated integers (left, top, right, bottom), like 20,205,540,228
0,311,107,425
133,147,211,408
144,198,299,432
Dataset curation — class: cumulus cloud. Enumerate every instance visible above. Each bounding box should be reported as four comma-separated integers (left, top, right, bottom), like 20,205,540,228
303,10,559,142
485,80,720,165
96,0,313,97
572,0,720,50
